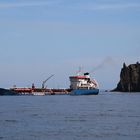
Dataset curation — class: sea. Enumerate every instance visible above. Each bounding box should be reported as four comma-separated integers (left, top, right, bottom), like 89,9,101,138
0,92,140,140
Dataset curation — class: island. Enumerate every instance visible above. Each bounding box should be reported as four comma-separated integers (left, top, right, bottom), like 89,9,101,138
0,88,18,96
112,62,140,92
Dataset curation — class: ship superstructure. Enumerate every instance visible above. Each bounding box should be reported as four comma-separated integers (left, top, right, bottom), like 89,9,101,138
69,72,99,95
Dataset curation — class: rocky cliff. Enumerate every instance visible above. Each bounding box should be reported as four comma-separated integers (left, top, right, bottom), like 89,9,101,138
113,62,140,92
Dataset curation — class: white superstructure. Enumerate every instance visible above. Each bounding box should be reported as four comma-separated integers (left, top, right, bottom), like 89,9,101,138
69,73,98,90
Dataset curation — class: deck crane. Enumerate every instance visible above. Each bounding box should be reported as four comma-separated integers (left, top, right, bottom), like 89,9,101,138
42,74,54,89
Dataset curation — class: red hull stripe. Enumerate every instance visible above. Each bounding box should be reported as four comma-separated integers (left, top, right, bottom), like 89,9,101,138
70,76,87,79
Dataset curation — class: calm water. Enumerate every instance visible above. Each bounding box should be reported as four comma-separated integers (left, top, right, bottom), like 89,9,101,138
0,92,140,140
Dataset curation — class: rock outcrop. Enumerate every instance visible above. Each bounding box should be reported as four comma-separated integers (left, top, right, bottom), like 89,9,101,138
0,88,18,95
113,62,140,92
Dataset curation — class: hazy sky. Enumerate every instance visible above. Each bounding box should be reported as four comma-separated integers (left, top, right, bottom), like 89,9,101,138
0,0,140,89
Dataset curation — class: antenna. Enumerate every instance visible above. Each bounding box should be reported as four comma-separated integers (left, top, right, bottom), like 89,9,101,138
77,66,83,75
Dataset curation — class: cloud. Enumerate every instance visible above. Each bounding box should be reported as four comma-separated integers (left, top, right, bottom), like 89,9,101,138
79,3,140,11
0,1,61,8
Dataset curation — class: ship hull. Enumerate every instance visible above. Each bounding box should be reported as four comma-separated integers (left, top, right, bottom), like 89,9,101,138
70,88,99,95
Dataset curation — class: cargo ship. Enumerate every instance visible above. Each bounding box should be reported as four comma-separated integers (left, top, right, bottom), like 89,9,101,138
69,72,99,95
9,72,99,96
9,75,71,95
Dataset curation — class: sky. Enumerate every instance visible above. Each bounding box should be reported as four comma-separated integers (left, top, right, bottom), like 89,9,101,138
0,0,140,89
